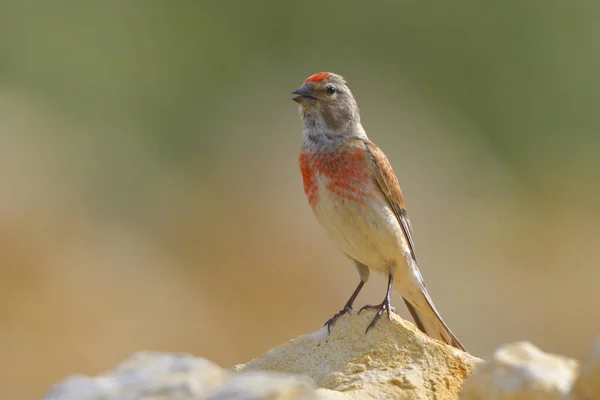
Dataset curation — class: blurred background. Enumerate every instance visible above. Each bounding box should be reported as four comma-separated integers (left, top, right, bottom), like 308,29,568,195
1,1,600,398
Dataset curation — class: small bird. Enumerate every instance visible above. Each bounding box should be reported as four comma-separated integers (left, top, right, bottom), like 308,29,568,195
292,72,466,351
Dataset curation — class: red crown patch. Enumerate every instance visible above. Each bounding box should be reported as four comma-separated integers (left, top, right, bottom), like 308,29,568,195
304,72,330,83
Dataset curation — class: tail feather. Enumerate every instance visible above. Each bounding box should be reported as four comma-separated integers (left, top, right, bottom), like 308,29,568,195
403,298,427,333
403,295,467,352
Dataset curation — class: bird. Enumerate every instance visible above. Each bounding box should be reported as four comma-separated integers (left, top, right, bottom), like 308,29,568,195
291,71,466,352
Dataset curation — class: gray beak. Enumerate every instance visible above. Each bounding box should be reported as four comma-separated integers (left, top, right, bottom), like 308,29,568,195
291,84,316,104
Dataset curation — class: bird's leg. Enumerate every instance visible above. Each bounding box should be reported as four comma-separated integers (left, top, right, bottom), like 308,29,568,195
359,273,395,333
324,280,365,333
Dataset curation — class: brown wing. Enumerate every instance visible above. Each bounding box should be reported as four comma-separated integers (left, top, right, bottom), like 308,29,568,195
363,140,418,262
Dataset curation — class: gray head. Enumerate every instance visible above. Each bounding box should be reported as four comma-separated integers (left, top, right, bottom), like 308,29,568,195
291,72,362,134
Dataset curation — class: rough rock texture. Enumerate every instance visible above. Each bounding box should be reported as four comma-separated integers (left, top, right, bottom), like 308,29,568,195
571,337,600,400
460,341,579,400
235,310,478,399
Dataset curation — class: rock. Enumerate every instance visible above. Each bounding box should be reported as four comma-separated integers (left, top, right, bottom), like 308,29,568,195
38,309,600,400
204,371,343,400
571,336,600,400
459,341,578,400
41,310,477,400
42,351,338,400
42,351,224,399
235,310,479,399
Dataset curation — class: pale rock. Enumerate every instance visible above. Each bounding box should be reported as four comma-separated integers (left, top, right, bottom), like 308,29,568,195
42,351,337,400
39,310,600,400
570,336,600,400
41,310,478,399
235,310,478,399
204,371,342,400
460,341,578,400
43,351,225,399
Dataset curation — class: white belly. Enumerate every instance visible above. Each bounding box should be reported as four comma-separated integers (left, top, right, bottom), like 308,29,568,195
311,177,409,271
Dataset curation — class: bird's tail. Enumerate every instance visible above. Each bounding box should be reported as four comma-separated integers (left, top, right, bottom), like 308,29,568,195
402,290,467,352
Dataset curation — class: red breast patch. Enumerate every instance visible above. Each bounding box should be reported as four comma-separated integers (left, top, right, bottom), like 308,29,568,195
299,153,318,206
299,148,372,208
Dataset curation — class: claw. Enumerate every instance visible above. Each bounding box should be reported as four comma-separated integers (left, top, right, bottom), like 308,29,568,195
359,278,395,333
324,279,366,334
324,305,353,333
361,301,395,333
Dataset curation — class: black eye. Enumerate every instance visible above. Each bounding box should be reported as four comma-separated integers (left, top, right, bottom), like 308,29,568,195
326,85,336,94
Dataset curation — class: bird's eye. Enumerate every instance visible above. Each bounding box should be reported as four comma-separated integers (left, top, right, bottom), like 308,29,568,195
326,85,336,94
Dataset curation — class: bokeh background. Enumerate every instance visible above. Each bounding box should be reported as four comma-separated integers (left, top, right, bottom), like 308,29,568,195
2,1,600,399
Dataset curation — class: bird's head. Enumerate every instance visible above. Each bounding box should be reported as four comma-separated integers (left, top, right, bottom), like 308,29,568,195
292,72,360,132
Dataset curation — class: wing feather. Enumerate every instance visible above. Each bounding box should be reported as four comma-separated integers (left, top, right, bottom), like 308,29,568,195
362,140,418,262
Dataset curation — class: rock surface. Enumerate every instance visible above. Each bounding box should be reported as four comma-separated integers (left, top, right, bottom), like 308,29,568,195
460,341,578,400
459,339,600,400
236,310,478,399
42,310,477,399
42,351,341,400
41,310,600,400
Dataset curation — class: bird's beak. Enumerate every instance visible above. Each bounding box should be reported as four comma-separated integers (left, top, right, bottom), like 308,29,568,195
291,84,316,105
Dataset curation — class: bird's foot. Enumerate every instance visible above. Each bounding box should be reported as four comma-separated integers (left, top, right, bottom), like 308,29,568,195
324,304,353,333
359,298,395,333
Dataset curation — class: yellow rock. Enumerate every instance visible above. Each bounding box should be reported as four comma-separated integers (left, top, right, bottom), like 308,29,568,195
235,310,479,399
